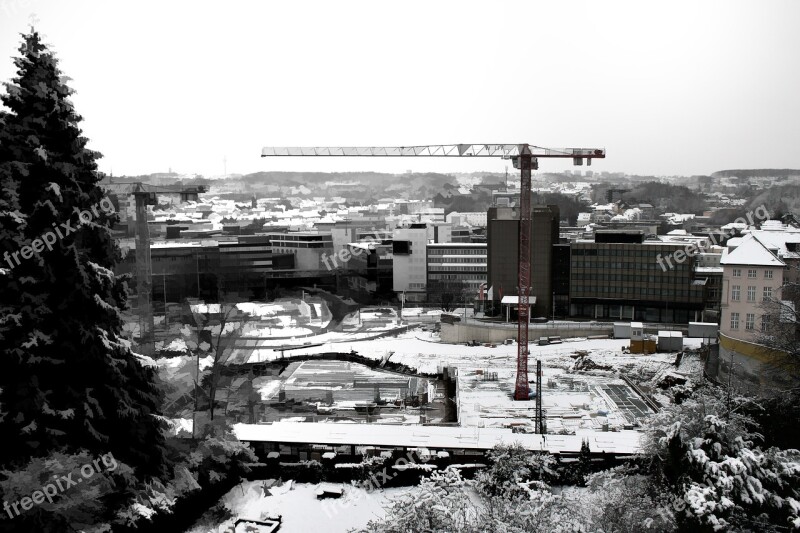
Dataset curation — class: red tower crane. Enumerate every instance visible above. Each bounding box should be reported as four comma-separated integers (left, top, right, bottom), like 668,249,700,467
261,144,605,410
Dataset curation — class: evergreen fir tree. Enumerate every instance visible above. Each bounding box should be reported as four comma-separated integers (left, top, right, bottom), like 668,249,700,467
578,438,592,484
0,30,169,479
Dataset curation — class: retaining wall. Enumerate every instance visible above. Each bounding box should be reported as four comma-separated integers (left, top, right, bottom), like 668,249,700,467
440,321,613,344
709,333,796,396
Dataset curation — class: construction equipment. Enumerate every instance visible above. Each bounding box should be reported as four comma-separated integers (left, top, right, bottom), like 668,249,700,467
126,183,206,355
260,144,605,420
133,185,157,356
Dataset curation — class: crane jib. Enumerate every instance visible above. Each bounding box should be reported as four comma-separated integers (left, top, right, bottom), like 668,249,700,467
260,145,605,159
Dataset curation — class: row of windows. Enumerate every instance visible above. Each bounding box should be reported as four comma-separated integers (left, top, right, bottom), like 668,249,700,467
219,246,271,253
732,268,773,279
572,273,692,283
729,312,768,331
428,257,486,263
428,266,487,272
573,286,697,297
730,285,773,301
428,274,485,281
272,242,331,249
573,248,678,257
268,235,332,243
428,248,485,255
573,260,690,271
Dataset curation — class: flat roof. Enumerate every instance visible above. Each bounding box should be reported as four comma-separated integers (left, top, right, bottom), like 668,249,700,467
427,243,487,247
233,422,643,454
500,296,538,305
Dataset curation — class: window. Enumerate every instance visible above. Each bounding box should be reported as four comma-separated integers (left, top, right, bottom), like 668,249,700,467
765,270,773,279
747,286,756,302
730,312,739,330
733,268,741,277
745,313,755,330
731,285,741,301
748,269,757,279
761,315,769,332
763,287,772,301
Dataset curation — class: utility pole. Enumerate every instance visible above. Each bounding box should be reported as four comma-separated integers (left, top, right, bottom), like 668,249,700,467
535,359,544,433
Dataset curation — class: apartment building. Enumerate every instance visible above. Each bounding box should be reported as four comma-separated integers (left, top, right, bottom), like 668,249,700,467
716,232,794,395
719,223,800,342
719,235,785,342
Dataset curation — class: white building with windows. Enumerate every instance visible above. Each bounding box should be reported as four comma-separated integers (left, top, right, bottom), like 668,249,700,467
392,224,430,302
426,243,488,298
720,235,784,343
717,231,793,394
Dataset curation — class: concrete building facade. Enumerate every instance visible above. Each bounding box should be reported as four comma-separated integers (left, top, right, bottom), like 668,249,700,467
486,204,559,318
392,224,430,301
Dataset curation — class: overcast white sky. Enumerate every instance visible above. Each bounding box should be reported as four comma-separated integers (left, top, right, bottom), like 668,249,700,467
1,0,799,178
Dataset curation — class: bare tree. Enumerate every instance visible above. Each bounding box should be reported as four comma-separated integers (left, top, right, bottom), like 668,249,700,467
428,279,469,312
757,272,800,382
181,299,253,434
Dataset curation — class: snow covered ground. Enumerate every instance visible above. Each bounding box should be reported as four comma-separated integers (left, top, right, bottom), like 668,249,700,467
241,329,704,375
235,329,706,435
186,480,410,533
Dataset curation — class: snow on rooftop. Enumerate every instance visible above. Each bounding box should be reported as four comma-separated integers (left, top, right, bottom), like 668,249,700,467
721,234,785,267
233,421,644,454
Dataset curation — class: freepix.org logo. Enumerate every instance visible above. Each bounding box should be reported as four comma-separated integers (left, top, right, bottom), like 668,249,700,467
3,453,118,519
2,197,116,271
321,229,391,271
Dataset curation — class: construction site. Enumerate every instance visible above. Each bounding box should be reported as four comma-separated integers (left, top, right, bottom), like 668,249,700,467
117,144,689,455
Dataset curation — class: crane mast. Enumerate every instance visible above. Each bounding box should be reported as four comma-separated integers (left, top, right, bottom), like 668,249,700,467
261,144,605,426
516,146,534,401
128,183,206,356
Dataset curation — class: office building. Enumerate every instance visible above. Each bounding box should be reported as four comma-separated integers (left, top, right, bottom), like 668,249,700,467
487,205,559,318
569,231,705,322
426,243,487,300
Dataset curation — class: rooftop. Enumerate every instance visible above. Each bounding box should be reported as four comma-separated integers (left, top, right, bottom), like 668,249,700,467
721,234,785,267
233,421,644,455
